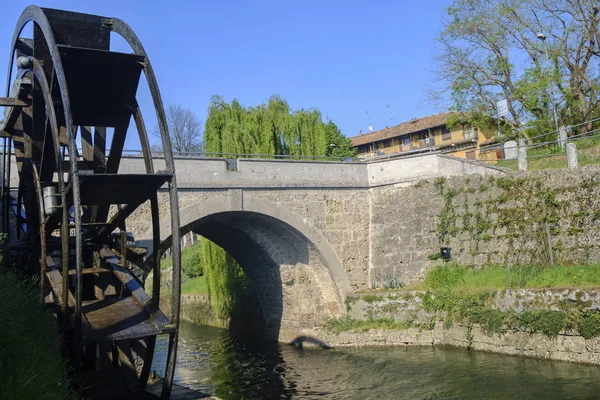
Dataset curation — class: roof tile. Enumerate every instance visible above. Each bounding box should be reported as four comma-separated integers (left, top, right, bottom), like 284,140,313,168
350,111,457,147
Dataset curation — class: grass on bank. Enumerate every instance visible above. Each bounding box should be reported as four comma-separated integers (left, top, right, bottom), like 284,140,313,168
182,275,208,294
419,263,600,291
148,241,206,297
0,268,72,400
494,135,600,171
324,263,600,339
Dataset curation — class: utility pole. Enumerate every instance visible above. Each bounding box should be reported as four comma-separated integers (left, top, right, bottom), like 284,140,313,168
537,32,559,133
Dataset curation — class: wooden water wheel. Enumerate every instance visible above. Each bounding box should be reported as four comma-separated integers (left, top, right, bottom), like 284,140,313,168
0,7,183,399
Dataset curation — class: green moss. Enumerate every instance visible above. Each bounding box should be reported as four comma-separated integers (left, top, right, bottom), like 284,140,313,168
381,303,401,313
428,253,442,260
434,176,447,193
519,310,567,337
362,294,385,303
321,316,413,334
579,311,600,339
496,177,514,190
345,296,360,312
437,188,458,244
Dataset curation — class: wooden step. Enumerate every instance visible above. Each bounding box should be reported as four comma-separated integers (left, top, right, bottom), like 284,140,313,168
0,77,31,138
81,296,175,345
0,97,27,107
68,267,112,276
77,246,174,345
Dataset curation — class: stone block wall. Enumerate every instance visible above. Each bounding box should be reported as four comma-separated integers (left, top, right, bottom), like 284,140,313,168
249,189,371,289
370,166,600,285
314,289,600,365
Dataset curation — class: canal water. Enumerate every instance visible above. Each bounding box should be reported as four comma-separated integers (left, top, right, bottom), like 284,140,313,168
153,321,600,399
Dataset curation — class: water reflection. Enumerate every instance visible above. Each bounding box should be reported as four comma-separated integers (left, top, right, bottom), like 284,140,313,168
153,322,600,399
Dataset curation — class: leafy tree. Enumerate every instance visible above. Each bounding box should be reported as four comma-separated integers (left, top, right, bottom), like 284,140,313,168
431,0,600,137
324,120,357,158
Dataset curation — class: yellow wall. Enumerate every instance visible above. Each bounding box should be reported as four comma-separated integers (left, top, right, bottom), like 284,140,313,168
432,126,476,146
476,126,497,147
356,123,499,160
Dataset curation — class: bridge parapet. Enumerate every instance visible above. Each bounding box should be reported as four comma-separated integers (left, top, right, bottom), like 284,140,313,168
115,153,505,190
3,151,506,189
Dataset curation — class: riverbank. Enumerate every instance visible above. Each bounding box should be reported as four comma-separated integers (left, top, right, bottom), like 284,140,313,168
160,294,229,329
313,287,600,365
157,321,600,399
312,263,600,365
0,268,72,399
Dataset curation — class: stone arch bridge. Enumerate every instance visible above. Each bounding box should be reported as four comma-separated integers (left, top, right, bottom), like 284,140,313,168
110,153,503,340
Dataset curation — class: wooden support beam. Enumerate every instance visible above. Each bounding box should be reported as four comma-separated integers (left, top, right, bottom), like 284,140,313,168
80,126,94,162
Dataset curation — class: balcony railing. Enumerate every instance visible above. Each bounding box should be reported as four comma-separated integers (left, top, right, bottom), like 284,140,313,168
399,137,437,152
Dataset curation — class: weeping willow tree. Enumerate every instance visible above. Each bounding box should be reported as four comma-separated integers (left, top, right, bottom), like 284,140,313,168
200,239,250,319
203,94,344,157
201,95,354,320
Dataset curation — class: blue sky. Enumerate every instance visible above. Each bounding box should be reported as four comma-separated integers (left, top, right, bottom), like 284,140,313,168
1,0,453,149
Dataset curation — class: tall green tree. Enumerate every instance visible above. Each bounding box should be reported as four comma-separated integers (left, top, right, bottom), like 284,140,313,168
431,0,600,137
324,120,357,158
201,95,351,319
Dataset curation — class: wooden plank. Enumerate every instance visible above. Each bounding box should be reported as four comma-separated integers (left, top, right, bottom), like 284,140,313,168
68,267,112,276
80,126,94,162
81,297,175,344
93,126,106,168
99,246,170,325
2,78,31,134
46,268,75,309
46,256,93,335
95,117,131,222
115,340,141,393
129,337,147,361
0,98,27,107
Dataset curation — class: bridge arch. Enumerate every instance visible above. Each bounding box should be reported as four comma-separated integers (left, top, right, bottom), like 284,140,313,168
147,196,351,341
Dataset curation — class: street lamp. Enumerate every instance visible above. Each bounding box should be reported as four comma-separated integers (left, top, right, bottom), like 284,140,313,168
537,32,559,132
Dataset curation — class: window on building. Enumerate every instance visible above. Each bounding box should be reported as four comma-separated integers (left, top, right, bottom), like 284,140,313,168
463,124,475,139
402,136,411,151
442,127,452,141
358,145,370,154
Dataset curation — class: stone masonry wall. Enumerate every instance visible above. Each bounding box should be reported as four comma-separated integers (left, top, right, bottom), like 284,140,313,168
314,290,600,365
370,166,600,285
248,189,371,289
